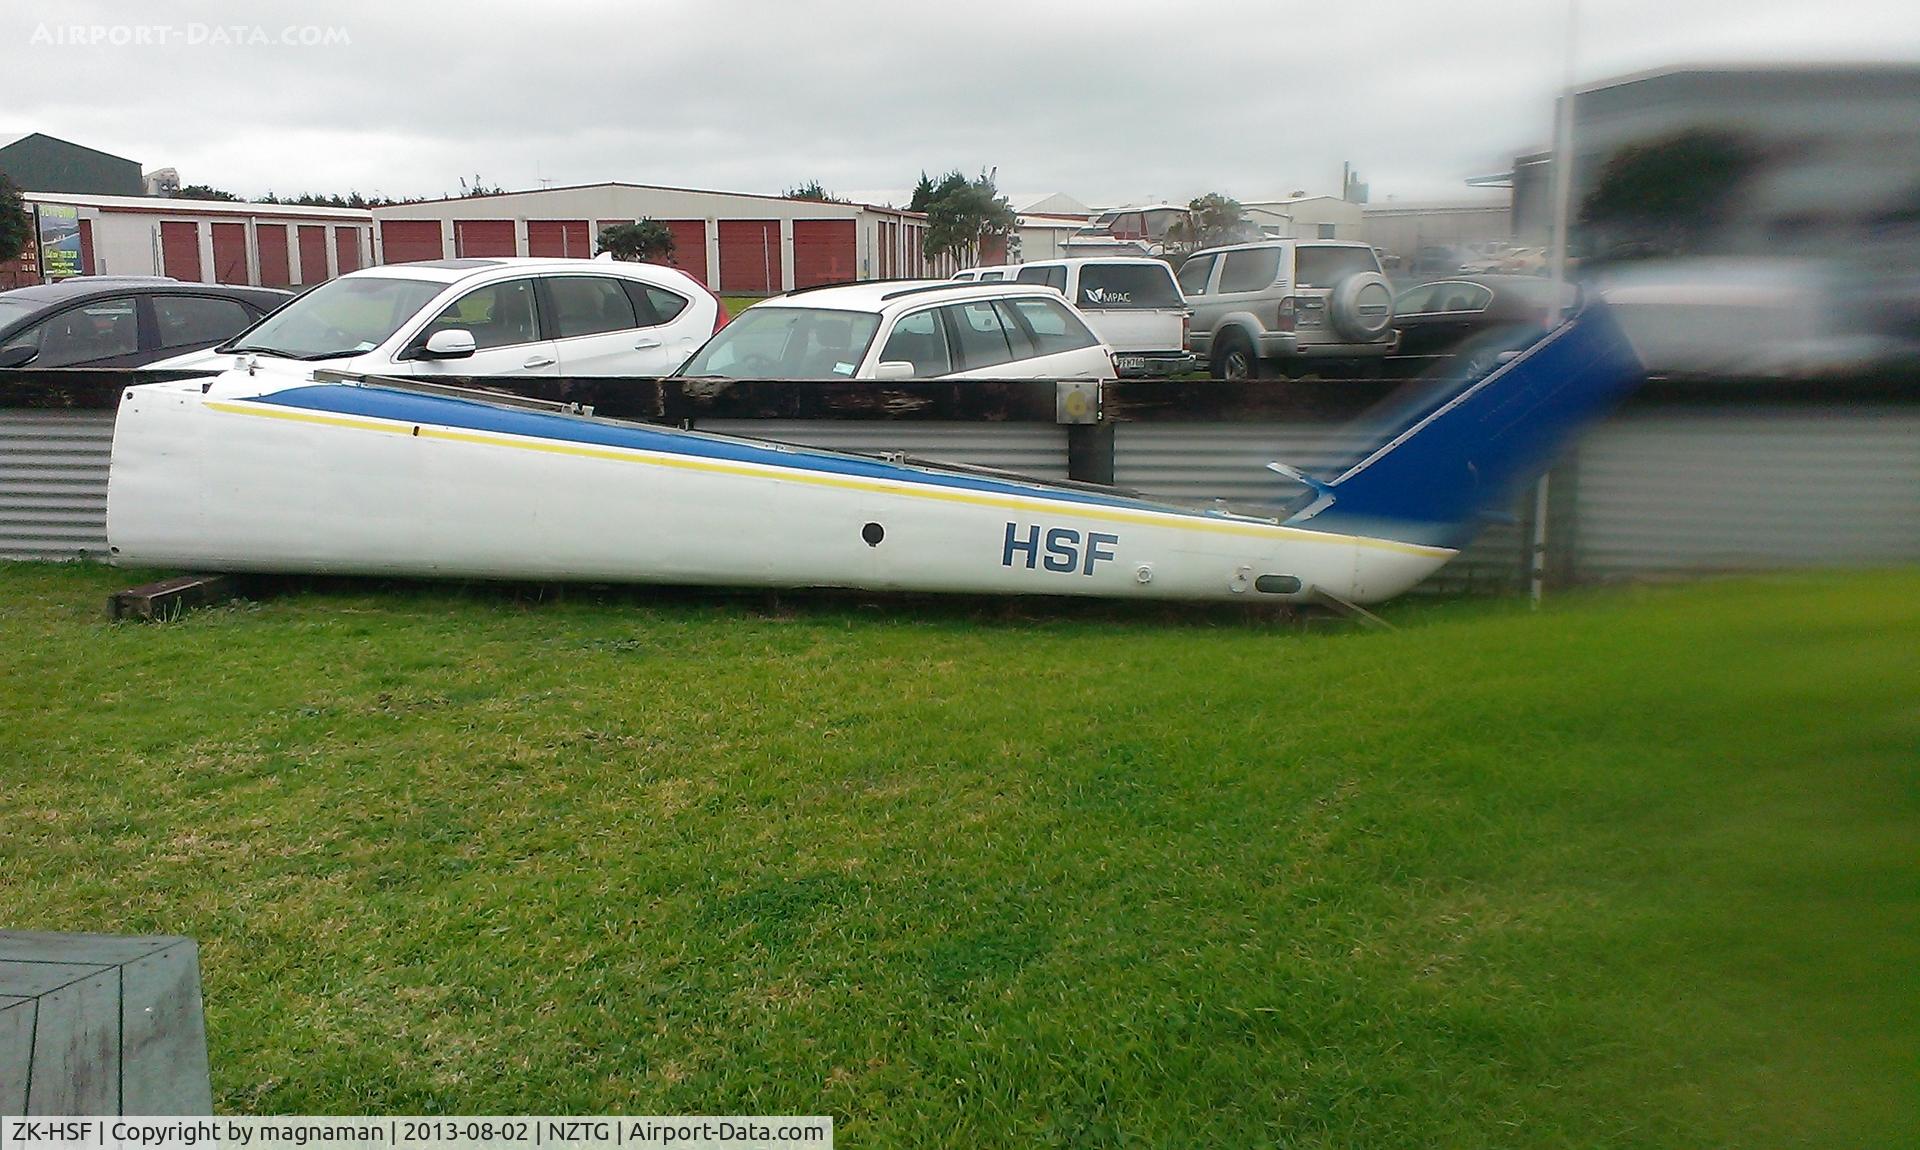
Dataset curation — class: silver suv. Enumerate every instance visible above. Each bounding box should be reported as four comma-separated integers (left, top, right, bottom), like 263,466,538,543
1178,240,1396,378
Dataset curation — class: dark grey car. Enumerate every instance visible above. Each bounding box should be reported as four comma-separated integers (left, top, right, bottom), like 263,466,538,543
0,277,290,369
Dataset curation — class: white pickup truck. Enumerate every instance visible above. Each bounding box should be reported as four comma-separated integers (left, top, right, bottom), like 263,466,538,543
955,258,1196,377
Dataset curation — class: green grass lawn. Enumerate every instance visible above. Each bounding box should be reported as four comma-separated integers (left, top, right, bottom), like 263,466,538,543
720,294,773,315
2,566,1914,1147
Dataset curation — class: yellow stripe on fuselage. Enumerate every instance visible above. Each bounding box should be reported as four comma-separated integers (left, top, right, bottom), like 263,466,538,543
200,396,1454,559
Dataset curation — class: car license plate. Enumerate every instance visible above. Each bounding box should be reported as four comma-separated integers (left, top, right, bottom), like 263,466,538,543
1116,355,1146,372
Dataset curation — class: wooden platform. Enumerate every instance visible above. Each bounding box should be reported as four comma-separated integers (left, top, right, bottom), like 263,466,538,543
0,931,212,1115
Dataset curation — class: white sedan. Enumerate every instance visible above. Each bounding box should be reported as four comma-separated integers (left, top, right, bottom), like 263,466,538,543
152,255,723,378
675,280,1116,380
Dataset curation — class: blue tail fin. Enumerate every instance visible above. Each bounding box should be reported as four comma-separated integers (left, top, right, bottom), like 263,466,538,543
1284,302,1645,548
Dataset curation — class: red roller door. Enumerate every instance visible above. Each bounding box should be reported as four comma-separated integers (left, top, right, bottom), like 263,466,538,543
793,219,855,288
211,223,249,284
717,220,780,294
161,221,202,282
297,226,329,285
661,220,707,284
334,227,361,274
455,219,516,258
78,219,95,276
256,224,290,287
380,220,444,264
527,220,590,258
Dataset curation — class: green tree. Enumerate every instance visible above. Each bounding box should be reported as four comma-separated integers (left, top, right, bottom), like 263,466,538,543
907,171,938,213
784,180,846,203
275,191,419,208
1579,129,1760,262
0,175,32,265
597,219,676,263
920,168,1016,265
174,183,242,201
1170,192,1248,249
459,174,504,198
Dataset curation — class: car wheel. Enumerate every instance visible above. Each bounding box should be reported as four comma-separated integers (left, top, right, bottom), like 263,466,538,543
1212,332,1262,380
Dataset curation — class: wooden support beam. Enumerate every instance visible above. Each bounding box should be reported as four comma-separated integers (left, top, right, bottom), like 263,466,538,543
108,575,239,622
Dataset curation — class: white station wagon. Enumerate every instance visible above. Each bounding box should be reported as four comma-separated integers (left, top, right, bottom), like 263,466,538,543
152,256,724,378
675,281,1117,380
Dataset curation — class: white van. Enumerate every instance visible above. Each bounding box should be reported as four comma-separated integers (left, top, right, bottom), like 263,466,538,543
949,267,1014,283
981,258,1194,377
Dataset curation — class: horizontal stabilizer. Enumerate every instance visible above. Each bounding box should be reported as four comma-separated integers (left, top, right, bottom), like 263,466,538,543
1266,460,1336,497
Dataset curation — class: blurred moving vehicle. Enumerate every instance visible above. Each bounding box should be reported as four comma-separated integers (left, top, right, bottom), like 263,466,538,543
1177,240,1396,378
1592,257,1919,378
1457,248,1507,275
1392,275,1578,358
150,257,721,378
1409,245,1470,278
1496,247,1548,274
675,281,1115,380
0,277,289,369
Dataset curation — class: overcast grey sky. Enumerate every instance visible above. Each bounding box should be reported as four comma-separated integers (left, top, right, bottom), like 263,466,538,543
4,0,1917,209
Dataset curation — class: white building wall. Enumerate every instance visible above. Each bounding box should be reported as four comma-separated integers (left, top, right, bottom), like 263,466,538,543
1015,224,1081,262
1362,204,1513,264
1244,197,1364,240
92,212,161,277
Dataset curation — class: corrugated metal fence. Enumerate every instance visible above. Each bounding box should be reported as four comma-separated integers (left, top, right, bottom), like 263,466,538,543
4,374,1916,591
1110,422,1532,593
1571,404,1920,579
0,409,114,561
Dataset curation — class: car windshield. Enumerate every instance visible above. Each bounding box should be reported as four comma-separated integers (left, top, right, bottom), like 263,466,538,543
224,276,445,359
677,307,882,379
1076,264,1183,309
0,299,43,328
1295,247,1380,287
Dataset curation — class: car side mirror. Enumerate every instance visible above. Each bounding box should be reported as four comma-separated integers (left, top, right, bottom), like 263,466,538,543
0,345,39,369
872,361,916,380
420,329,476,359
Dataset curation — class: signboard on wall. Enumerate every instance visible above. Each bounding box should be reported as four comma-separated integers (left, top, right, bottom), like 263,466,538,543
11,205,43,281
38,203,81,280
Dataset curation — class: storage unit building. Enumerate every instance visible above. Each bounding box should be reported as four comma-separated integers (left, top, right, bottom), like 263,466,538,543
5,193,372,288
371,183,944,291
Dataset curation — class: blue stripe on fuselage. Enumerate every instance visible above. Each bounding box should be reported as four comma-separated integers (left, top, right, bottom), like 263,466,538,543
247,383,1223,520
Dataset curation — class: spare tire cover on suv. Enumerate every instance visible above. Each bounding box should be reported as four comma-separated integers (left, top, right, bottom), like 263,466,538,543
1330,272,1394,342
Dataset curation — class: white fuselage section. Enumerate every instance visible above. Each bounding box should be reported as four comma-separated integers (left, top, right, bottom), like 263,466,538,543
106,375,1455,605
